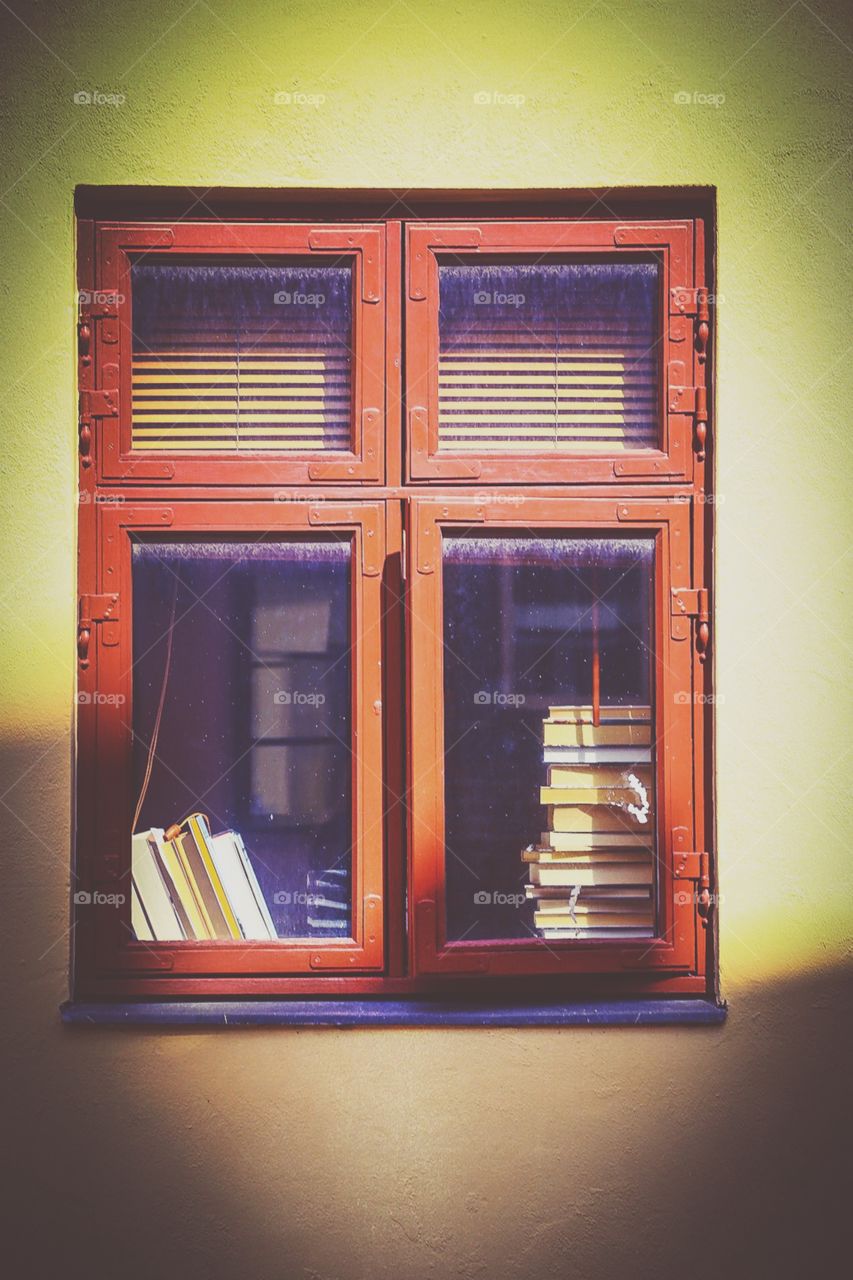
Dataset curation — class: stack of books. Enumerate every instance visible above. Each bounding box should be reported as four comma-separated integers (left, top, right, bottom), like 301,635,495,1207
305,866,350,934
522,706,656,940
131,812,278,942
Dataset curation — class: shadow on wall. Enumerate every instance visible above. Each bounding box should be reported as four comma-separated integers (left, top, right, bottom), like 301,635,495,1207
0,748,848,1278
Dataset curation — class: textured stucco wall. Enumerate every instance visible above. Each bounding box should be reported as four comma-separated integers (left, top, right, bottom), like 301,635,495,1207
1,2,851,1277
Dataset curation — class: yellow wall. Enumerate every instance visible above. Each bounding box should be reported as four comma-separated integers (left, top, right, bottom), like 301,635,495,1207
1,1,850,1275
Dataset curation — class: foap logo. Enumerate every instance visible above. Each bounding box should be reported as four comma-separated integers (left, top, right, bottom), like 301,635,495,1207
274,689,326,706
77,289,125,306
74,889,126,906
473,90,526,108
673,90,725,108
674,691,724,705
273,291,326,307
671,287,725,311
73,90,126,107
473,290,525,307
473,492,525,507
474,690,526,707
78,492,125,506
273,890,321,906
273,491,325,504
473,889,526,908
273,90,326,107
76,691,126,706
674,889,724,907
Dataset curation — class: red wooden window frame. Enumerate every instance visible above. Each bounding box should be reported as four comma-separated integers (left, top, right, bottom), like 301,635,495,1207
406,495,703,979
82,221,387,486
74,196,713,1002
75,500,386,983
405,219,706,486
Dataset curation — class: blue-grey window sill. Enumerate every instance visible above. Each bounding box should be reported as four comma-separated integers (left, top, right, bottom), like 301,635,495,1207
61,998,727,1028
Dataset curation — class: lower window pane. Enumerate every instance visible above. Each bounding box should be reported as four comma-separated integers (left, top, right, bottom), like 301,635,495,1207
130,539,351,941
442,535,656,943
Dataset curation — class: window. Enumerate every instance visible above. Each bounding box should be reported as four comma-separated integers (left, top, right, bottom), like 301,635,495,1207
75,195,713,1002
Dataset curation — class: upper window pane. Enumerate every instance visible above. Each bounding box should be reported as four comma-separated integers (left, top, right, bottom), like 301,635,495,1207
442,535,656,943
437,261,659,452
130,260,353,453
130,539,352,942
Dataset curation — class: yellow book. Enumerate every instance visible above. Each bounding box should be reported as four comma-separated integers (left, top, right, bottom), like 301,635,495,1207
530,862,654,887
547,764,652,788
157,835,213,940
534,911,653,929
183,813,243,941
523,847,651,865
525,884,652,901
547,705,650,723
543,721,652,747
534,897,651,914
540,785,643,805
541,830,653,851
549,804,645,833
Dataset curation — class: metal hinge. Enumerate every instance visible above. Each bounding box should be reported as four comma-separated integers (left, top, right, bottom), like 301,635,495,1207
673,847,713,926
78,387,118,468
77,593,119,668
668,381,709,462
668,286,710,460
669,286,709,320
77,293,121,358
670,587,710,662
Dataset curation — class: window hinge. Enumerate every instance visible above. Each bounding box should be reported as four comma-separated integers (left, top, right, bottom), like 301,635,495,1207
668,381,709,462
78,387,118,468
78,293,121,357
669,286,709,321
672,846,713,926
77,593,119,668
400,527,407,582
668,287,710,461
670,587,710,662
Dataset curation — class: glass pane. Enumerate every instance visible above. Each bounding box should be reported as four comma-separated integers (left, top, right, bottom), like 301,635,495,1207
130,540,352,942
130,260,352,452
438,261,659,452
442,536,656,943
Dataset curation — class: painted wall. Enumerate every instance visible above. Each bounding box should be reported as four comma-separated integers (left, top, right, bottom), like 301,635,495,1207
1,1,850,1276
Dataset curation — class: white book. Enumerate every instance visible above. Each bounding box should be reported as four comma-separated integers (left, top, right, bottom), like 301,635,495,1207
539,928,655,940
131,830,187,940
543,747,652,765
307,916,348,931
207,830,278,941
131,881,154,941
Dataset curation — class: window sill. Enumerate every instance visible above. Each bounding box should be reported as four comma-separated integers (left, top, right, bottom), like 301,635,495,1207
61,998,727,1028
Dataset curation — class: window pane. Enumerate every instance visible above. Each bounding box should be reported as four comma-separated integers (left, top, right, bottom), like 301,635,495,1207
130,540,351,942
442,536,656,943
438,261,659,452
130,260,352,452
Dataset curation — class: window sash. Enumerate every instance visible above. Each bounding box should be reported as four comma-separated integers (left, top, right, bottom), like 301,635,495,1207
75,501,385,978
406,496,701,977
86,222,387,485
405,219,700,485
